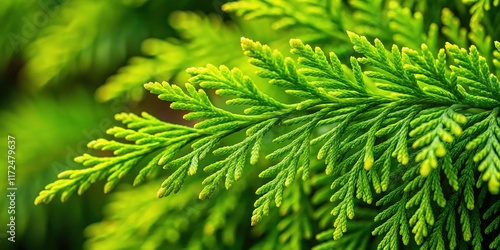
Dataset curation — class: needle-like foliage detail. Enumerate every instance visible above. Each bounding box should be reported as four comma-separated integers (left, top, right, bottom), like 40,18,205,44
37,31,500,249
34,112,198,204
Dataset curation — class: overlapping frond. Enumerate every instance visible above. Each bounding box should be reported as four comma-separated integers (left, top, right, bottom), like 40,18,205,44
21,0,143,89
96,11,256,102
223,0,347,45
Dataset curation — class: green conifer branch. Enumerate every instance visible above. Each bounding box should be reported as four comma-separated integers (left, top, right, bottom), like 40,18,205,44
484,198,500,248
36,31,500,249
223,0,347,44
372,185,411,249
34,112,198,204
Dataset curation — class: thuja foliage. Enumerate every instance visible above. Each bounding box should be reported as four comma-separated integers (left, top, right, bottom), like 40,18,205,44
35,0,500,249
